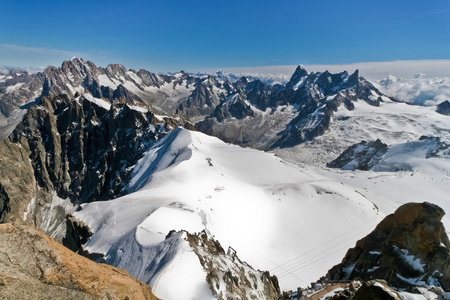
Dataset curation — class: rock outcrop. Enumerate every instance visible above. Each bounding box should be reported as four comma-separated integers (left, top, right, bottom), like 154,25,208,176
327,136,450,171
0,223,158,300
186,230,281,300
351,280,402,300
327,202,450,291
326,139,389,170
437,100,450,116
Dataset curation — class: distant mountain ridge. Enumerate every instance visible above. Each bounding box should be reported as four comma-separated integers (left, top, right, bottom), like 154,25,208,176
0,58,393,150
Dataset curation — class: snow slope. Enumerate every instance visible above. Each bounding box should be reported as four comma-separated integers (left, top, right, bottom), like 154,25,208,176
75,128,383,296
276,97,450,166
274,96,450,255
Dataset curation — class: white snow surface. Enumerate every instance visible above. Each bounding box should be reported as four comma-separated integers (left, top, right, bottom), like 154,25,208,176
5,82,24,93
274,96,450,235
76,93,111,110
151,232,213,300
75,127,382,296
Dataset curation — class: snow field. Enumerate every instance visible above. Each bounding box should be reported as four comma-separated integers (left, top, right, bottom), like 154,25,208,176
75,128,383,296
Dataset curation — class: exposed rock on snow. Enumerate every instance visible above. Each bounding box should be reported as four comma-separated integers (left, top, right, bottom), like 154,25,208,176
352,280,402,300
0,223,158,300
186,230,281,300
327,139,389,170
327,136,450,171
437,100,450,115
74,127,381,293
327,202,450,291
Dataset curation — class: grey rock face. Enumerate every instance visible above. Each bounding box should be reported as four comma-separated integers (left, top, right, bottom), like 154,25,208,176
178,75,227,119
327,136,450,171
327,139,389,170
437,100,450,115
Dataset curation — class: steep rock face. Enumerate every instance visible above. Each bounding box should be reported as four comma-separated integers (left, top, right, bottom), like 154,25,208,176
0,93,188,235
437,100,450,115
0,137,37,224
326,139,389,170
186,231,281,300
178,75,228,119
0,69,44,117
327,202,450,291
0,223,158,300
10,94,166,204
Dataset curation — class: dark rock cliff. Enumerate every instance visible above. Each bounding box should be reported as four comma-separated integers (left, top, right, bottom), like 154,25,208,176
0,93,189,230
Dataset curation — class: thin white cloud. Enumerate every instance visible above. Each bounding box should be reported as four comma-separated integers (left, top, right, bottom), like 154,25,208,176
0,44,84,58
0,44,88,69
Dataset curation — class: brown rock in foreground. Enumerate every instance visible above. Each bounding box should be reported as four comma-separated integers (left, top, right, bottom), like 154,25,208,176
0,223,158,300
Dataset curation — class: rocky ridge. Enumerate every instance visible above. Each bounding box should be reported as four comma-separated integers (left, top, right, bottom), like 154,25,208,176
0,223,158,300
0,59,393,150
197,66,391,149
186,230,281,300
0,92,190,240
326,139,389,170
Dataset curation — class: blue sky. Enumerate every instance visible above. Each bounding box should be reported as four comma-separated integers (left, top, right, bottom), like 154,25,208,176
1,0,449,73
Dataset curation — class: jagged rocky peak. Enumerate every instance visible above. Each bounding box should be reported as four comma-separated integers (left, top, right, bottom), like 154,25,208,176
1,69,30,84
213,93,254,122
105,63,127,77
327,202,450,292
286,65,309,89
62,57,98,77
437,100,450,115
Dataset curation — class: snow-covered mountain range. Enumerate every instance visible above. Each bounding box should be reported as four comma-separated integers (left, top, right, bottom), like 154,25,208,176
0,58,398,148
0,58,449,299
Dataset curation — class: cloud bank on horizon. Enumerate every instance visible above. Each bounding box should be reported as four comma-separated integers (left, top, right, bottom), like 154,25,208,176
207,60,450,81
